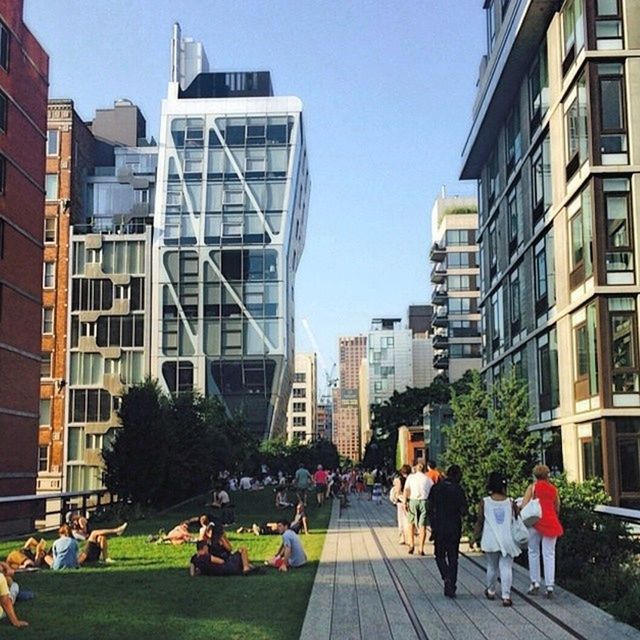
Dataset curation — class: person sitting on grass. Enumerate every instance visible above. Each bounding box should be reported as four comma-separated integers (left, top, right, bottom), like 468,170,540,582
0,563,27,628
275,486,294,510
66,511,90,541
52,522,127,569
189,540,256,577
290,501,309,535
210,485,231,509
6,538,52,570
265,519,307,572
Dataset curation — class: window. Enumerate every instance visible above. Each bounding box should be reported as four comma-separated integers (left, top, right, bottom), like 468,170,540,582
0,219,4,258
447,252,473,269
534,233,555,313
531,136,551,223
42,307,54,334
491,288,504,351
488,222,497,278
0,155,6,194
595,0,623,50
573,303,598,401
538,329,559,413
41,352,52,379
610,298,639,394
510,268,521,334
43,262,55,288
449,344,481,358
39,398,51,426
293,402,306,413
568,186,593,287
293,416,306,427
529,41,549,129
597,63,627,163
445,229,474,246
486,0,496,53
293,387,306,398
505,104,522,172
448,298,472,315
565,73,588,178
46,130,59,156
294,373,306,383
487,150,499,206
38,446,49,473
448,275,473,291
45,174,58,201
603,177,633,278
0,90,6,133
70,389,113,423
507,181,522,252
44,218,56,244
562,0,585,72
0,22,9,71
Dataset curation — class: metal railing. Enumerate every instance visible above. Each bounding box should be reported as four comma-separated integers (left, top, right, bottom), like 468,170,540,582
0,489,120,537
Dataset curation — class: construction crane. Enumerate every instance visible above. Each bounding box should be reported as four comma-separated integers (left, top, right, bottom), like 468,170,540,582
301,318,338,400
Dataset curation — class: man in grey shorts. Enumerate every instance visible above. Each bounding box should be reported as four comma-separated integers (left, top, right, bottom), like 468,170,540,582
403,462,433,556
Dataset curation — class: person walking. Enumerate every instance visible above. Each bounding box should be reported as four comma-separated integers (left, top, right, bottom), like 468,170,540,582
293,463,312,506
474,472,522,607
428,465,467,598
391,465,412,544
313,465,329,507
520,464,563,598
403,462,433,555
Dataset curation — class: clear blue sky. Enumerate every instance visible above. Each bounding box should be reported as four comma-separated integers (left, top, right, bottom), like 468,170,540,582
25,0,485,386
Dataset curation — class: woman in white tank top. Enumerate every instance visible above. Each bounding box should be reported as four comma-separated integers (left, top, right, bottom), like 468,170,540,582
474,472,522,606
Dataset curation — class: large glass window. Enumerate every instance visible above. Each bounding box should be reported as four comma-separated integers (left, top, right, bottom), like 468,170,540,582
610,298,639,395
488,151,499,206
603,177,633,277
43,262,55,288
568,186,593,287
39,398,51,426
534,233,555,314
595,0,623,50
562,0,585,71
45,174,58,201
532,134,552,221
507,180,522,251
505,105,522,172
565,73,588,178
42,307,54,334
597,63,627,163
529,40,549,129
538,328,559,413
46,130,59,156
573,303,598,401
510,267,521,335
0,22,9,71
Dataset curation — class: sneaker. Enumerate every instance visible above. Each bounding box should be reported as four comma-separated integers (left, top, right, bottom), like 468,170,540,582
252,523,261,536
116,523,128,536
545,589,554,599
527,583,540,596
502,598,513,607
104,558,116,564
484,588,496,601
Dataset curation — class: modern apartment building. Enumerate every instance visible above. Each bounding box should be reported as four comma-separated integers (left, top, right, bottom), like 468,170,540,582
408,304,433,335
316,400,332,440
38,100,94,493
0,1,48,528
152,25,310,439
333,335,366,461
286,352,317,443
461,0,640,504
367,318,414,404
412,334,436,389
430,196,482,382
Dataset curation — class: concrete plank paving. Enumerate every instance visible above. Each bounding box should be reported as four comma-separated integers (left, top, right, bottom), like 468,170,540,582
301,495,640,640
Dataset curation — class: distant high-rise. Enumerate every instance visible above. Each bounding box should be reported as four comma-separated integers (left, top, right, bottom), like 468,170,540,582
152,25,310,439
460,0,640,504
333,336,366,461
430,196,481,382
286,352,317,443
0,0,48,531
408,305,433,336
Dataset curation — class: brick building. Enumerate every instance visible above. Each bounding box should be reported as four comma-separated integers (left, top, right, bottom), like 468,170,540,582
0,0,49,530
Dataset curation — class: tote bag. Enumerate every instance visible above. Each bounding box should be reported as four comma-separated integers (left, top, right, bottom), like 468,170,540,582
520,486,542,527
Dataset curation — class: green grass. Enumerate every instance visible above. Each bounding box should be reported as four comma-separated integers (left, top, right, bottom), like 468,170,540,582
0,491,332,640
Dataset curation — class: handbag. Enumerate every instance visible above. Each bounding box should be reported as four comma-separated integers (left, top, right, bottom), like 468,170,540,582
511,514,529,548
520,485,542,527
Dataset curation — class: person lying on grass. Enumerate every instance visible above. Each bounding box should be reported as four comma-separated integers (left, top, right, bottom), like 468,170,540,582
148,517,201,544
52,522,127,569
189,540,257,577
6,538,52,570
265,519,307,572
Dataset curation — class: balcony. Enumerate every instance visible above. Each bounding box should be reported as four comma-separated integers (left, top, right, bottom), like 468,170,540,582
432,286,448,306
433,333,449,349
433,352,449,370
430,242,446,263
430,263,447,284
432,312,448,328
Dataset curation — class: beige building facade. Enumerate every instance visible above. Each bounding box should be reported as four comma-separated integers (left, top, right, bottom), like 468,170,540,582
462,0,640,505
286,352,317,443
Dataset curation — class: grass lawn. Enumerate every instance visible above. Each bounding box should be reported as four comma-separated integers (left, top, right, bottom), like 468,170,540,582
0,490,332,640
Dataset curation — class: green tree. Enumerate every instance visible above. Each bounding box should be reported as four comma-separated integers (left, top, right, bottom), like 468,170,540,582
442,371,536,529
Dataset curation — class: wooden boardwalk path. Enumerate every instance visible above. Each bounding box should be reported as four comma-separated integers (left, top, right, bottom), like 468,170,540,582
300,497,640,640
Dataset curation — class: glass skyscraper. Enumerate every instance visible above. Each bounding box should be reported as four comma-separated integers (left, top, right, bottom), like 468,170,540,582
152,26,310,439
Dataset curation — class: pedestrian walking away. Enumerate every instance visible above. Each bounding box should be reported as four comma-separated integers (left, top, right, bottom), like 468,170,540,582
520,464,563,598
474,472,522,607
428,465,467,598
403,462,433,556
391,465,412,545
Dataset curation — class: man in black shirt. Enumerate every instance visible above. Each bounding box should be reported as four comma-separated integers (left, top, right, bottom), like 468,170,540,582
428,465,467,598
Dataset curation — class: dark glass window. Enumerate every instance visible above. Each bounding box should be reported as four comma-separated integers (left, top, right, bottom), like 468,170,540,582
0,22,9,72
597,63,627,158
565,73,588,178
603,177,633,275
609,299,639,394
529,41,548,128
225,126,245,146
595,0,623,50
505,105,522,172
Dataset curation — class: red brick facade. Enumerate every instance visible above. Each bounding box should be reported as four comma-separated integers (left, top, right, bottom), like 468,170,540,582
0,0,49,528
